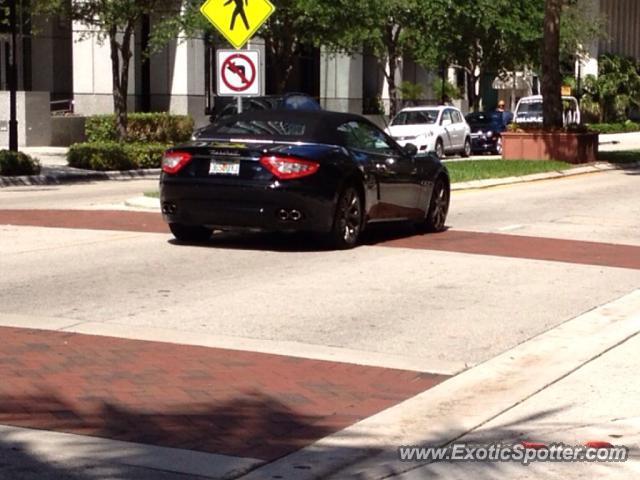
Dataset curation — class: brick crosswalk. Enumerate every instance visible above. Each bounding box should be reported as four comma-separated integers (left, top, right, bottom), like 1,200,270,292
0,327,446,460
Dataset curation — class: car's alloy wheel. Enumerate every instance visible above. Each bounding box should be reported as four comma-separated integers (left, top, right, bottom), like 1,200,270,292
494,137,503,155
330,186,363,249
422,177,450,232
435,139,444,159
169,223,213,243
462,138,471,157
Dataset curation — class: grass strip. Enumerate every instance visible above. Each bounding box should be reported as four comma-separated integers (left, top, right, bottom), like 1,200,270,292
445,159,573,183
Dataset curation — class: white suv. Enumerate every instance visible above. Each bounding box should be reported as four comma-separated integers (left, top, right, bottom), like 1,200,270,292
386,106,472,158
513,95,581,125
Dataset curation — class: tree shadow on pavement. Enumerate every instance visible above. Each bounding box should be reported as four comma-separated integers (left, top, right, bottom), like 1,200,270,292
1,395,634,479
333,404,638,480
0,391,336,479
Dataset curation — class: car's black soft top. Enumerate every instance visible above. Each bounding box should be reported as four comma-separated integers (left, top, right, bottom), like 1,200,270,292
196,110,373,144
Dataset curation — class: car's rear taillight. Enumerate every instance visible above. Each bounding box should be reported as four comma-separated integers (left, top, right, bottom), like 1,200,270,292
162,151,192,174
259,154,320,180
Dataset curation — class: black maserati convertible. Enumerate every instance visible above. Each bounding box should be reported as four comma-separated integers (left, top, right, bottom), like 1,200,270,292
160,110,450,249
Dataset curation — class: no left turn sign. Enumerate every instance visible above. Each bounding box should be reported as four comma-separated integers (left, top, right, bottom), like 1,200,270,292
217,50,260,97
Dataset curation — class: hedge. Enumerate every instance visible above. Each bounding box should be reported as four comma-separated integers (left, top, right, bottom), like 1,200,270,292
85,113,194,143
67,142,168,171
586,121,640,134
0,150,42,176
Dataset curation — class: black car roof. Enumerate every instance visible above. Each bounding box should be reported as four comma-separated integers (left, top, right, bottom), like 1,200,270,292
198,110,375,144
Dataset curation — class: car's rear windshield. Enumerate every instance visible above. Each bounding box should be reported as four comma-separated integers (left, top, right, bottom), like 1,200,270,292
210,119,307,137
391,110,439,126
466,112,501,124
518,101,543,114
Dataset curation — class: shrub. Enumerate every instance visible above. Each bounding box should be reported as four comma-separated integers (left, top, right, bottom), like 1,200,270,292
85,113,194,143
0,150,41,176
123,143,167,169
68,142,167,171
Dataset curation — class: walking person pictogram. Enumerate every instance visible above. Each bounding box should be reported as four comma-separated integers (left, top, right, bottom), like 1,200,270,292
224,0,250,30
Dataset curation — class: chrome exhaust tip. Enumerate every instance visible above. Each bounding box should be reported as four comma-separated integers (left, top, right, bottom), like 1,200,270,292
290,210,303,222
277,209,290,221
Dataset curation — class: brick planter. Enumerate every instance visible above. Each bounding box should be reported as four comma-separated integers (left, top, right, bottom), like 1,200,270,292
502,131,599,164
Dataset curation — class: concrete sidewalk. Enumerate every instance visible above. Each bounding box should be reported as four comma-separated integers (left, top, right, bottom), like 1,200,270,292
244,289,640,479
1,147,160,187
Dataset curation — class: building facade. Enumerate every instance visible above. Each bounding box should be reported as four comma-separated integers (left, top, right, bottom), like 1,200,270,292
1,0,639,145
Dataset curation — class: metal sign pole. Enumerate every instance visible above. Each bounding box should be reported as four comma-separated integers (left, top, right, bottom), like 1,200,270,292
8,0,19,151
237,44,243,114
236,39,252,114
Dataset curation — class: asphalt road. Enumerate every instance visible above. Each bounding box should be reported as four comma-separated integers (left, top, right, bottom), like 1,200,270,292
1,170,638,376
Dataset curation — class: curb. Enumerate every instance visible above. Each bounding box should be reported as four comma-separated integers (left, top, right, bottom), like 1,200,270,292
3,160,637,192
451,161,640,191
0,168,161,188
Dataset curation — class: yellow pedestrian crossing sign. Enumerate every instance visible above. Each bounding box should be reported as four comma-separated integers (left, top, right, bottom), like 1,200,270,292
200,0,276,50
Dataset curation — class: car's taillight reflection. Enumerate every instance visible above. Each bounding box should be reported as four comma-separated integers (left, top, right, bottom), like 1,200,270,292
162,151,192,174
259,154,319,180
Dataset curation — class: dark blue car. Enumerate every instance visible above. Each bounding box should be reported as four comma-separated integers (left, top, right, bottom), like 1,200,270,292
466,111,513,155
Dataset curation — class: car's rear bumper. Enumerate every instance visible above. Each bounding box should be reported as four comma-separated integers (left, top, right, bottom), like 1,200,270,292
160,177,336,233
470,135,499,152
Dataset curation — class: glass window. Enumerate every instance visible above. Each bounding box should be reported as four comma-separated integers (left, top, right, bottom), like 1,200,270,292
212,119,306,136
441,110,453,125
390,110,439,126
452,110,463,123
338,121,395,154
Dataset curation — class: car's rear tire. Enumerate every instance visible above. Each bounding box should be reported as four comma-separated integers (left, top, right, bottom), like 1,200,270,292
327,185,363,249
420,176,450,233
169,223,212,243
461,137,471,157
435,139,445,159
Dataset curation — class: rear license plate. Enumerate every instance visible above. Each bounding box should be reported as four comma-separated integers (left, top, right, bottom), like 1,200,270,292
209,160,240,176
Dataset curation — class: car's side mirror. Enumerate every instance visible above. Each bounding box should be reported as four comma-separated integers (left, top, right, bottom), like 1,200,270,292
403,143,418,157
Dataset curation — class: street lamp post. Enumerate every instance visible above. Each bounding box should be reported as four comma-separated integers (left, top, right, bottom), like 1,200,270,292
8,0,19,151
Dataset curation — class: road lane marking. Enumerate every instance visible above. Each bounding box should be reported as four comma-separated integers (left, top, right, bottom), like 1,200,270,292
0,314,465,375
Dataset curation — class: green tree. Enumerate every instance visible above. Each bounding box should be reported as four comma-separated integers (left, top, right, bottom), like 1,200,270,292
33,0,178,140
583,55,640,122
305,0,427,116
409,0,544,112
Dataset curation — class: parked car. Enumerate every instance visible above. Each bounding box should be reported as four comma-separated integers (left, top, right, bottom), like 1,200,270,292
513,95,581,125
466,111,512,155
385,106,472,159
161,110,450,249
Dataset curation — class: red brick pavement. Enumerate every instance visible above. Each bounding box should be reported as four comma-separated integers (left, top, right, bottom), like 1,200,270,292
1,209,639,270
0,327,447,461
383,230,640,270
0,209,167,234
